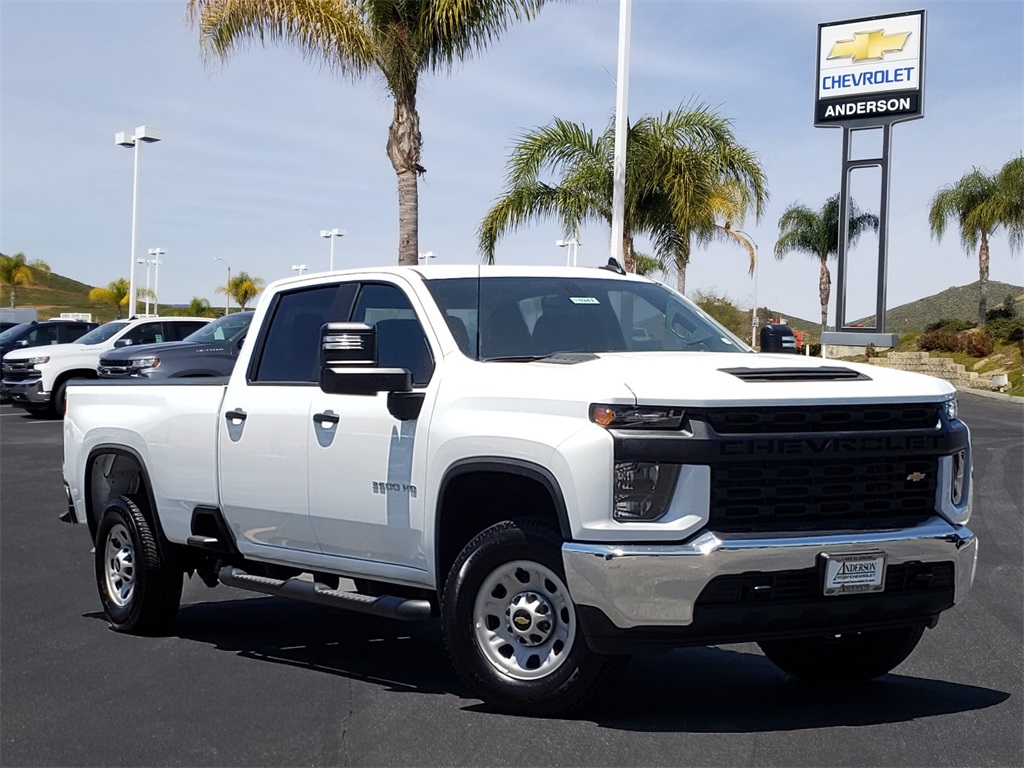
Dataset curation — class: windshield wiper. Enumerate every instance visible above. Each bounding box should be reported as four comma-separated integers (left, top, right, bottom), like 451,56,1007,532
481,354,556,362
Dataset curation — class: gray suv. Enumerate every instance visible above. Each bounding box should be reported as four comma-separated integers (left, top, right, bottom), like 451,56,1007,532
97,312,253,379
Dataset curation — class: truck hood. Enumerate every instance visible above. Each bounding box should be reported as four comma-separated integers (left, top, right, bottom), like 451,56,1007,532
468,351,955,408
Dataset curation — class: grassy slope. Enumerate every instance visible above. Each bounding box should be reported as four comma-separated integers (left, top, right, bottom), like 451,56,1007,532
854,280,1024,331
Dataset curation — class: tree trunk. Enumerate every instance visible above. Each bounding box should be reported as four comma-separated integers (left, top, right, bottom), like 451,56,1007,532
9,288,15,308
675,242,691,295
977,231,990,328
622,232,635,273
387,90,422,267
818,254,831,333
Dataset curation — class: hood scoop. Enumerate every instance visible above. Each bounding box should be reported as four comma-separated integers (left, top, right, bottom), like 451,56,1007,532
719,366,871,382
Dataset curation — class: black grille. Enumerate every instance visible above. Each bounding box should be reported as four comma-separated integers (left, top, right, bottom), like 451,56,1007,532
709,458,938,533
1,364,39,382
696,562,955,606
692,404,941,434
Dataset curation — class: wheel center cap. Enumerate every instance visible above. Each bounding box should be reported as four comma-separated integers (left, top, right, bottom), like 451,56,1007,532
507,591,555,646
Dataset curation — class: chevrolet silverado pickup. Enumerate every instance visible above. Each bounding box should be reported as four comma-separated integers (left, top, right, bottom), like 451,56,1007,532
62,264,977,715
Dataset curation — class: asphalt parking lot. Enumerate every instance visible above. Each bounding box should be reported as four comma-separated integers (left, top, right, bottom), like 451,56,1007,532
1,393,1021,767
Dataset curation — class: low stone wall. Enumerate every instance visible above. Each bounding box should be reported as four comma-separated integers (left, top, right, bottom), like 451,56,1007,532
870,352,987,389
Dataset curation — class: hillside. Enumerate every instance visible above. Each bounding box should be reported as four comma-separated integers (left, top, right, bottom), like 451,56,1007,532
3,268,106,320
854,280,1024,331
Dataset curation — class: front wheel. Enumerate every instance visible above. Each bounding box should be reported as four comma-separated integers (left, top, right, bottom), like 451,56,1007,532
95,495,183,635
758,625,926,684
442,519,627,715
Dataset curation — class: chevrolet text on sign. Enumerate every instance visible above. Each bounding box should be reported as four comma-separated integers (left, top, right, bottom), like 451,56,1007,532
815,10,924,126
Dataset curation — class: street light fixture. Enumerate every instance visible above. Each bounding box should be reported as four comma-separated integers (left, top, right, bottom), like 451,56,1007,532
734,230,760,346
214,257,231,315
418,251,435,262
115,125,162,317
320,228,346,271
556,238,579,267
292,264,308,276
148,247,165,314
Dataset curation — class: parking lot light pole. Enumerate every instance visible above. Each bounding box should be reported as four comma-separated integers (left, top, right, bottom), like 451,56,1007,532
148,247,165,314
137,259,151,315
735,230,759,346
320,228,346,271
214,257,231,315
116,126,162,317
418,251,435,262
292,264,308,276
556,238,579,266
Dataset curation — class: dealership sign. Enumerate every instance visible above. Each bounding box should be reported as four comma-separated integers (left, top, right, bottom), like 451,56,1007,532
815,10,925,126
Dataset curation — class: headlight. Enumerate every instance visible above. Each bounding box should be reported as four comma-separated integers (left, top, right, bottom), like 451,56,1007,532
591,404,684,429
26,356,50,365
941,395,958,421
613,461,681,521
130,357,160,370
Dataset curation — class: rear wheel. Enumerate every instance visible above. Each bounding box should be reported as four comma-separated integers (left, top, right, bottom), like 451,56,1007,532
758,625,925,684
95,495,182,635
442,519,627,715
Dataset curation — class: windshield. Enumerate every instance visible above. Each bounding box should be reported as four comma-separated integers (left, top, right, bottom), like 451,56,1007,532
425,276,750,360
183,312,253,343
0,323,33,343
76,321,129,345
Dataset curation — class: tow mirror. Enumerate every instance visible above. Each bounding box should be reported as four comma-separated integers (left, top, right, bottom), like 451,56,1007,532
319,322,411,395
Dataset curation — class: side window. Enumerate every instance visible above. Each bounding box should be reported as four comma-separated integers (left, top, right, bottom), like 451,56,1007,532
122,322,163,346
60,325,88,343
168,322,207,341
25,326,61,347
252,284,355,383
352,283,434,387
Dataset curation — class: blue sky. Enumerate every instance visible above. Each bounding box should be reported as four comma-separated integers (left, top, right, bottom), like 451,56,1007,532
2,0,1022,323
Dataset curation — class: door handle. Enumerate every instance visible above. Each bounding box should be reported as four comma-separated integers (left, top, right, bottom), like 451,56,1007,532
225,408,247,423
313,411,340,427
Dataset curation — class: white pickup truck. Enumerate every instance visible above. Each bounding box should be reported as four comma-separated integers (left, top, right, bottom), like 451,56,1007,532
62,265,977,715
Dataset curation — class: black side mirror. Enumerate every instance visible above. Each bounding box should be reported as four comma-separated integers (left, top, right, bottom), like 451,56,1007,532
114,339,133,348
319,322,411,395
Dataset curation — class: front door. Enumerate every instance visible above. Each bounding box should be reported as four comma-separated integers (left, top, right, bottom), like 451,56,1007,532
307,281,438,573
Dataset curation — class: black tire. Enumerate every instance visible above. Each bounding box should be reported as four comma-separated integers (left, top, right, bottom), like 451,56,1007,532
49,378,69,418
758,625,926,684
94,495,183,635
441,519,627,716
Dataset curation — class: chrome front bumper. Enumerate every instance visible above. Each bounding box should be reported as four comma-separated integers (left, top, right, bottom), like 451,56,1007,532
562,517,977,630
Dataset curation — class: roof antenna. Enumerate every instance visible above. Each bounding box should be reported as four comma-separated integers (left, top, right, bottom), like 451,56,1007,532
600,257,626,276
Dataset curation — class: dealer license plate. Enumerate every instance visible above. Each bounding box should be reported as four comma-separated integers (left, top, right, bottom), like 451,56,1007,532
822,552,886,596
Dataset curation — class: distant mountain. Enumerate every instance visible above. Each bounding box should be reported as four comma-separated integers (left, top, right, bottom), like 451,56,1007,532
854,280,1024,331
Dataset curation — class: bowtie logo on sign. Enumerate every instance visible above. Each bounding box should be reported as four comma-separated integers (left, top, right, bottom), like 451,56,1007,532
828,29,911,62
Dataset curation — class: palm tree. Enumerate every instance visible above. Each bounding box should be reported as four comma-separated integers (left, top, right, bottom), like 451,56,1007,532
0,252,49,308
89,279,131,319
186,297,217,318
188,0,550,266
478,104,767,288
218,271,265,311
774,194,879,333
930,158,1024,327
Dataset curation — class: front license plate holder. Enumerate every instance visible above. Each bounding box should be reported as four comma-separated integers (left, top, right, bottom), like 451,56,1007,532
821,552,886,596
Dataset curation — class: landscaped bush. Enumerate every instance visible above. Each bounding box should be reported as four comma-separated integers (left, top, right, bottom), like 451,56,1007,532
985,317,1024,343
924,318,975,333
917,330,963,352
962,331,995,357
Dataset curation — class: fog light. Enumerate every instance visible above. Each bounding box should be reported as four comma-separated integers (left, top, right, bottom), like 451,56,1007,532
613,461,681,521
951,450,966,505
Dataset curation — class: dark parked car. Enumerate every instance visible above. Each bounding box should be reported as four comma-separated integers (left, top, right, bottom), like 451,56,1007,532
97,311,253,379
0,319,99,360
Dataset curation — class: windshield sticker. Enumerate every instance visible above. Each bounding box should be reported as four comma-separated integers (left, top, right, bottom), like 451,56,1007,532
569,297,600,305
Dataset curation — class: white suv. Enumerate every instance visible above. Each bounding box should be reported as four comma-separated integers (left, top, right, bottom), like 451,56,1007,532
1,316,209,417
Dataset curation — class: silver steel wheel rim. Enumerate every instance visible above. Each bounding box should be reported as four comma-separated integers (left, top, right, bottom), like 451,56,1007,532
473,559,576,681
104,522,136,607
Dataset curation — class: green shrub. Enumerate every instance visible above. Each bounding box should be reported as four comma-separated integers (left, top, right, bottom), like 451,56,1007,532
924,318,974,333
962,332,995,357
985,317,1024,342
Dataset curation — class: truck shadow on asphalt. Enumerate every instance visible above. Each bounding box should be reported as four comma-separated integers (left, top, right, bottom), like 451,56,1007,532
124,594,1009,730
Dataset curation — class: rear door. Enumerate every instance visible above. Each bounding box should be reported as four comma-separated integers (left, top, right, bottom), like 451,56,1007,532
217,283,355,558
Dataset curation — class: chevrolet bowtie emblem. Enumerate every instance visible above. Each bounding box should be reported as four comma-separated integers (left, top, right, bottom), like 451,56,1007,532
906,472,927,482
828,30,911,62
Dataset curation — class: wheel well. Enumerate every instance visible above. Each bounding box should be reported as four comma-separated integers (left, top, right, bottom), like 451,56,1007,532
55,368,98,388
436,469,564,592
85,450,161,552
